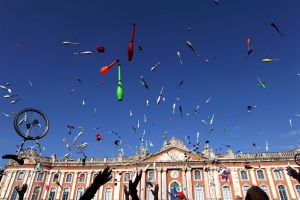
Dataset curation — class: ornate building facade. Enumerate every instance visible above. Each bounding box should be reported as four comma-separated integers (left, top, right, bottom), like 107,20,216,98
1,137,300,200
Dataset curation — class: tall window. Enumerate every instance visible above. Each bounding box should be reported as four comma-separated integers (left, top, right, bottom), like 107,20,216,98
79,173,85,182
148,171,155,181
194,170,202,180
257,170,265,180
243,186,250,196
260,185,269,197
37,172,44,182
278,185,288,200
124,172,130,183
31,186,40,200
296,185,300,198
10,187,18,200
240,171,248,180
66,173,72,182
52,173,59,182
274,170,282,180
17,172,24,180
223,186,232,200
62,188,70,200
105,188,112,200
76,188,84,200
48,188,56,200
195,184,204,200
148,187,154,200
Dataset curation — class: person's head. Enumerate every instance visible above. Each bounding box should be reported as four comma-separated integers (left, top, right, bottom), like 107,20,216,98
245,186,269,200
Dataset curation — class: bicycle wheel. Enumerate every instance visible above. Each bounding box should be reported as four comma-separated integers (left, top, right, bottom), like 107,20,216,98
14,108,49,140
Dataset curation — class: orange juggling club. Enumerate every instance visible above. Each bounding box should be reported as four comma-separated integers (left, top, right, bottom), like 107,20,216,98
100,59,119,74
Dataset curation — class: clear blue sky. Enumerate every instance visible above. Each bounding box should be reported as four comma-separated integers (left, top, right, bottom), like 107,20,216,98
0,0,300,167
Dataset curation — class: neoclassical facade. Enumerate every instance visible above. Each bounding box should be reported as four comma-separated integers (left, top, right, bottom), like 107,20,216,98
1,137,300,200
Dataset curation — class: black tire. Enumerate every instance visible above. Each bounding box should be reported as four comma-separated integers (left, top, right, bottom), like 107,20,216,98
14,108,49,140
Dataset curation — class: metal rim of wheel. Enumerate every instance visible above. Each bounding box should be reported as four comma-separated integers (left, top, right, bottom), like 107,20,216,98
14,108,49,140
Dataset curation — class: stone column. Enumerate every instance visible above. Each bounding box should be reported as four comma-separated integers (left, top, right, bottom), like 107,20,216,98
266,168,278,199
140,170,146,200
157,168,162,200
213,168,222,199
70,172,78,199
22,170,30,185
0,171,12,198
25,171,37,199
114,172,122,200
42,171,52,199
98,185,104,199
181,167,188,197
186,168,193,200
162,167,167,200
55,172,65,199
86,172,92,188
250,169,257,185
284,169,297,199
230,168,242,197
4,171,17,199
204,168,211,199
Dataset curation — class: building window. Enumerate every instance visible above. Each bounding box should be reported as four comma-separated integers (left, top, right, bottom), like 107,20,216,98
31,186,40,200
17,172,24,180
278,185,288,200
240,171,248,180
37,172,44,182
105,188,112,200
296,185,300,198
195,184,204,200
124,172,130,183
243,186,250,196
79,173,85,182
62,188,70,200
274,169,282,180
76,188,84,200
66,173,72,182
194,170,202,180
52,173,59,182
260,185,269,197
170,182,180,197
148,187,154,200
257,170,265,180
148,171,155,181
48,188,56,200
222,186,232,200
10,187,18,200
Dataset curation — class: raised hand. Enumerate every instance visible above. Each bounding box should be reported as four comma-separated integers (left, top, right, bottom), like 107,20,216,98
286,166,300,183
129,171,142,200
80,167,112,200
124,185,130,200
16,184,27,200
150,184,159,200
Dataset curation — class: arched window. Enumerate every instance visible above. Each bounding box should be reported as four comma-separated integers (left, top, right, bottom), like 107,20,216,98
76,188,84,200
260,185,269,197
37,172,44,182
148,171,155,181
274,169,282,180
62,188,70,200
48,188,56,200
31,186,41,200
124,172,130,183
243,186,250,196
17,172,24,180
79,173,85,182
195,184,204,200
278,185,288,200
66,173,72,182
105,188,112,200
194,170,201,180
170,182,180,197
10,186,18,200
222,186,232,200
257,170,265,180
296,185,300,198
52,173,59,182
148,187,154,200
240,170,248,180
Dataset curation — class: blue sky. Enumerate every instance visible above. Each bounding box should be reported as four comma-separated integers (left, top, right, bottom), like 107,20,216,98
0,0,300,167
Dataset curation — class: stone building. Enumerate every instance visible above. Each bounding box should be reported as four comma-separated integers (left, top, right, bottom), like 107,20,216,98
1,137,300,200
